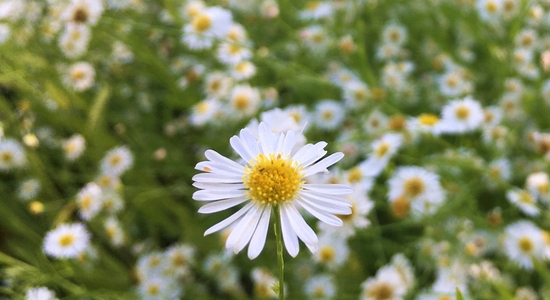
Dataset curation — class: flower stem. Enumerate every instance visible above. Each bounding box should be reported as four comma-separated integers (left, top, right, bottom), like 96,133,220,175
273,205,285,300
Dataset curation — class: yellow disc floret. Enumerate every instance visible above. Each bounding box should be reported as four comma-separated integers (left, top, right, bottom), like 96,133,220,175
243,153,304,205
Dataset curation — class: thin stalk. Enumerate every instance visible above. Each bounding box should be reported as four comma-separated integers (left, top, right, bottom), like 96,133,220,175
273,206,285,300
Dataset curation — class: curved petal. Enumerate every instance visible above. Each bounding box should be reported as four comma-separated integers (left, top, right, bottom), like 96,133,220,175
281,130,296,156
192,173,243,183
303,152,344,177
240,128,261,158
204,150,245,172
192,182,245,191
193,189,246,201
226,203,262,252
282,203,318,252
293,142,327,166
258,122,277,154
230,135,254,163
204,202,255,235
247,205,272,259
296,199,343,226
297,190,352,206
303,184,353,195
198,196,249,214
297,194,351,215
280,205,299,257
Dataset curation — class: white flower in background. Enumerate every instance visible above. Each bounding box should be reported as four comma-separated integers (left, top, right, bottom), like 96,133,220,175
62,134,86,161
228,84,261,117
190,99,222,126
438,96,484,134
165,243,196,276
76,182,103,220
0,138,26,171
313,232,349,270
63,62,95,91
477,0,502,22
381,23,408,46
203,72,233,99
95,173,121,190
43,223,90,259
0,23,10,44
305,274,336,299
25,287,58,300
192,122,352,259
313,100,345,130
18,178,41,201
63,0,104,25
342,81,369,108
137,275,182,300
217,42,252,65
230,60,256,80
179,0,206,20
482,106,503,127
360,265,407,300
300,1,333,20
408,113,440,135
101,191,125,214
506,188,539,216
181,6,232,50
225,23,247,43
526,172,550,202
104,217,125,247
100,146,134,176
58,23,91,59
361,133,403,177
251,268,279,299
504,221,545,269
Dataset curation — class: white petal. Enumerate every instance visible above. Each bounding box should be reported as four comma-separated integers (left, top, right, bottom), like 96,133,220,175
303,184,353,195
281,130,296,155
297,194,351,214
241,129,261,157
198,196,248,214
192,173,243,183
204,150,245,172
196,162,242,176
230,135,254,162
192,182,245,191
204,202,255,235
296,199,343,226
293,142,327,166
258,122,277,154
193,189,246,201
279,205,299,257
275,133,285,154
282,203,318,250
298,190,352,206
247,205,272,259
303,152,344,177
226,204,262,251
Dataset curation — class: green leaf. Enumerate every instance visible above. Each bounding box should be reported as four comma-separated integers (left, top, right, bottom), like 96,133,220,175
456,288,465,300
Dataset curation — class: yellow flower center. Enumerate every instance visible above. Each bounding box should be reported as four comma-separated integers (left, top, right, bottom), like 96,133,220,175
233,94,250,111
81,195,92,209
228,44,241,54
403,176,425,197
1,151,13,163
319,246,335,262
227,29,240,41
106,226,116,239
72,8,89,23
389,115,406,131
446,74,458,87
455,105,470,120
71,69,85,81
518,236,533,253
29,201,44,214
367,282,394,300
347,167,363,184
243,153,304,205
58,234,75,247
192,13,212,32
486,1,498,13
99,175,112,188
306,1,320,10
313,286,326,297
172,254,185,266
322,110,333,121
337,202,355,222
503,1,515,12
375,142,390,158
389,31,400,43
236,62,248,72
391,195,410,218
147,283,160,296
418,113,439,126
519,191,534,204
110,155,122,167
438,296,453,300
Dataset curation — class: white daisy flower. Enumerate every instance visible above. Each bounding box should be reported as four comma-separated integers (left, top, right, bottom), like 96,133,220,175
190,98,222,126
408,113,440,135
313,232,349,270
361,133,403,177
313,100,345,130
305,274,336,299
228,84,261,117
25,287,58,300
43,223,90,259
0,138,26,171
251,268,279,299
230,60,256,80
104,217,125,247
387,166,446,217
137,275,182,300
63,0,103,25
179,0,205,20
526,172,550,202
381,24,408,46
76,182,103,221
300,1,333,20
192,122,352,259
363,110,389,133
62,134,85,161
100,146,133,176
181,6,232,50
101,190,124,214
342,81,369,108
58,23,91,59
360,265,407,300
506,188,539,216
63,61,95,91
95,173,121,191
504,220,545,269
165,243,196,276
203,71,233,100
18,178,41,201
217,42,252,65
477,0,502,23
482,106,503,127
438,96,484,134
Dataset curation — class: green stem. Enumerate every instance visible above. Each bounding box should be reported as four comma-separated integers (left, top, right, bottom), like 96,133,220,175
273,206,285,300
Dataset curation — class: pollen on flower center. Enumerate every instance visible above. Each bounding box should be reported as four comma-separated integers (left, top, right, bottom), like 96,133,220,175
418,113,439,126
518,236,533,253
1,152,12,163
368,282,394,300
59,234,75,247
455,105,470,120
243,153,304,205
403,177,425,197
192,14,212,32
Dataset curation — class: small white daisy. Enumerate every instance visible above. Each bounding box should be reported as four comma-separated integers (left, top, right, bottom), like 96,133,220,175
58,23,91,59
181,6,232,50
438,96,484,134
192,122,352,259
526,172,550,202
305,274,336,299
360,265,407,300
228,84,261,117
230,60,256,80
43,223,91,259
381,24,408,46
0,138,26,171
190,99,222,126
104,217,125,247
504,220,545,269
100,146,133,176
62,134,85,161
217,42,252,65
506,188,539,216
300,1,333,20
313,232,349,270
313,100,345,130
62,0,104,25
203,71,233,100
18,178,41,201
63,61,95,91
361,133,403,177
76,182,103,221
